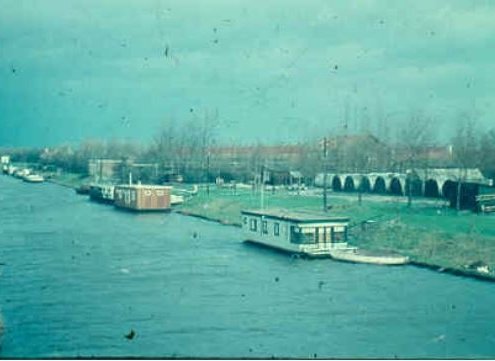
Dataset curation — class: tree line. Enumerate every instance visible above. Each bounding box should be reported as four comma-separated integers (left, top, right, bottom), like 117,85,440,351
2,113,495,185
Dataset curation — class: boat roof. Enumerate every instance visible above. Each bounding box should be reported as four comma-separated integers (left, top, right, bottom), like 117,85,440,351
115,184,172,189
241,208,349,223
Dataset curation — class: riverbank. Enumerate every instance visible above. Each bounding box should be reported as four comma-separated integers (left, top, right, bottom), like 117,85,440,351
176,186,495,281
43,172,91,189
17,170,495,281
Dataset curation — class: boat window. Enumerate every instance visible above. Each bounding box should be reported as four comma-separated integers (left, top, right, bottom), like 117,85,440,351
250,218,257,231
274,222,279,236
331,226,348,242
290,226,315,244
243,216,248,225
262,220,268,234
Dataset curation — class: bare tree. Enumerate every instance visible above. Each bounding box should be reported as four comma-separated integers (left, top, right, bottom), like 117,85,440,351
397,111,436,207
149,109,218,183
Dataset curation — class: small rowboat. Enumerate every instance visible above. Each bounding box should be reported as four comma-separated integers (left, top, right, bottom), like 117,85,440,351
329,249,409,266
23,174,45,183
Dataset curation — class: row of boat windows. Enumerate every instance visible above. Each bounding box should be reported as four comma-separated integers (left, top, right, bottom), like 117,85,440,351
291,227,347,244
245,218,280,235
244,217,347,244
115,190,166,200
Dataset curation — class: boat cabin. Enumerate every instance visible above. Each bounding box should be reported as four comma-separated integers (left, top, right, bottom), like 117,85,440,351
114,184,171,211
89,184,115,204
241,208,351,256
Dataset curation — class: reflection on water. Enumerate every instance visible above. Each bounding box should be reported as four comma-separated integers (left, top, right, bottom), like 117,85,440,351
1,176,495,358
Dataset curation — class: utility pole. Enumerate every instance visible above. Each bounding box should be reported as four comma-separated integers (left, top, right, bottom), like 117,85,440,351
323,137,328,212
456,168,464,212
206,150,210,196
260,163,265,210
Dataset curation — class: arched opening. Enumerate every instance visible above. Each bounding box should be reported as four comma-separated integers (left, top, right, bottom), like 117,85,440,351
389,177,403,195
332,176,342,191
359,177,371,193
442,180,456,200
373,177,386,194
424,179,440,198
344,176,355,192
441,180,478,209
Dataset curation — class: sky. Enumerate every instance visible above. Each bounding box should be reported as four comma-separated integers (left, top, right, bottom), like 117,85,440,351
1,0,494,147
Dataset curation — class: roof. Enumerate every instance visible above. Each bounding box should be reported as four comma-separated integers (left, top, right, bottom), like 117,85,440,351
241,208,350,223
414,168,491,184
115,184,172,190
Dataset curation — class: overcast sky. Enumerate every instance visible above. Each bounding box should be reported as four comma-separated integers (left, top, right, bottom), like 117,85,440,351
1,0,494,147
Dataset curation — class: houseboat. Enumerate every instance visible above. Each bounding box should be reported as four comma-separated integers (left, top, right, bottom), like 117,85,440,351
241,208,352,257
114,184,171,211
89,184,115,204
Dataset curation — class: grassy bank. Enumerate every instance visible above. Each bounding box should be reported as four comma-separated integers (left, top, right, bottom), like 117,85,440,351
43,171,91,189
178,186,495,276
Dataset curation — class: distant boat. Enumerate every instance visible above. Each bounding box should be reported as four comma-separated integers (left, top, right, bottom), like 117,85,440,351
14,168,30,179
170,194,184,205
23,174,44,183
89,184,115,204
172,184,198,197
75,184,91,195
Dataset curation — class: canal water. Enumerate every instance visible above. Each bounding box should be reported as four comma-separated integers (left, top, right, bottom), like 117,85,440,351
0,175,494,358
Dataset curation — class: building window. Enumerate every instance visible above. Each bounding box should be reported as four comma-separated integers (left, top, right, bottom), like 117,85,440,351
250,218,257,231
274,222,280,236
262,220,268,234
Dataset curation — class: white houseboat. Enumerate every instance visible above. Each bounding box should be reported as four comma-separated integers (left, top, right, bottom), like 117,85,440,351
241,208,352,257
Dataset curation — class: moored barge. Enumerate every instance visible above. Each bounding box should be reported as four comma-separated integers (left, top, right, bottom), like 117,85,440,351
89,184,115,204
114,184,171,211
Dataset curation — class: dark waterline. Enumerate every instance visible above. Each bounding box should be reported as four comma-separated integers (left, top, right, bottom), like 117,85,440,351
0,175,494,358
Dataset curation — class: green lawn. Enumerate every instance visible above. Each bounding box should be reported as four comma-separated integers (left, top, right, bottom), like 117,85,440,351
43,171,92,188
178,186,495,273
